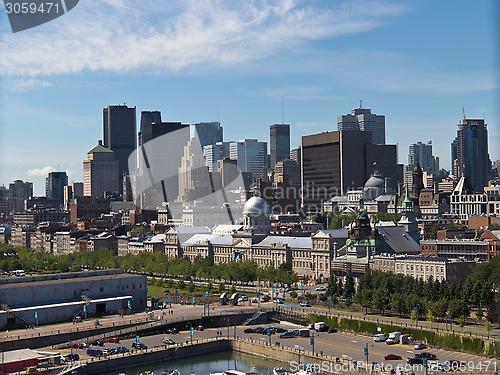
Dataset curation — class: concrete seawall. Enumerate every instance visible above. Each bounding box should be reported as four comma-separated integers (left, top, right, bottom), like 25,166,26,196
77,338,374,375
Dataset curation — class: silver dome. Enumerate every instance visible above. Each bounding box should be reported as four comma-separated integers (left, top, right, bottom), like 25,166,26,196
242,196,270,216
364,175,384,188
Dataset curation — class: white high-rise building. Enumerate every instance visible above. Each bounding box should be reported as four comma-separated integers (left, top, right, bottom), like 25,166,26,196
337,106,386,145
204,142,230,172
83,141,119,197
229,139,267,182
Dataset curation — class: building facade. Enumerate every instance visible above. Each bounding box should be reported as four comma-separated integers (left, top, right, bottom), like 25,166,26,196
194,122,223,148
337,106,386,145
83,141,120,198
45,172,68,206
270,124,290,170
452,118,491,192
103,104,137,182
229,139,267,182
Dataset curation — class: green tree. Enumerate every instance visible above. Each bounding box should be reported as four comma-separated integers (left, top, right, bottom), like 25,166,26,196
176,279,186,290
289,290,298,300
410,309,418,326
229,285,237,295
218,281,225,293
485,320,493,339
342,271,356,302
187,281,196,293
475,308,484,322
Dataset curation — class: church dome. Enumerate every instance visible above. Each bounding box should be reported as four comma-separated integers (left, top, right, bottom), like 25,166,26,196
243,196,270,216
364,175,384,189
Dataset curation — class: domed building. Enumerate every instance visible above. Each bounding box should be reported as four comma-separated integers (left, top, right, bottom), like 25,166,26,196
242,196,271,234
363,171,385,201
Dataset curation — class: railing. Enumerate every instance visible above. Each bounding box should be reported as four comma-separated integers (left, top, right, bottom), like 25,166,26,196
0,308,262,344
274,305,500,341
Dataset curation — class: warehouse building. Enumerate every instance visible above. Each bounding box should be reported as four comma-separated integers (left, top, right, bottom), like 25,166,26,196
0,269,146,329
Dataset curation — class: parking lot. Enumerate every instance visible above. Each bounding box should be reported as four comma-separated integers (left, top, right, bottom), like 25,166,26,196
52,321,497,374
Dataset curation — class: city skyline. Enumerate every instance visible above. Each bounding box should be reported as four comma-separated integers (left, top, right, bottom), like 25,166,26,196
0,0,498,195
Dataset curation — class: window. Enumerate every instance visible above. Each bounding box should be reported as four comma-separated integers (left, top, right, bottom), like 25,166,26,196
100,287,104,292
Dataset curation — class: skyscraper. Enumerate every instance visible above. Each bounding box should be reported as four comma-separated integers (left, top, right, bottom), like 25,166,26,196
229,139,267,182
270,124,290,169
45,172,68,206
452,118,491,192
9,180,33,211
337,106,386,145
135,121,190,204
204,142,230,172
83,141,119,198
103,104,137,181
406,141,439,174
139,111,162,146
301,130,400,211
193,122,223,148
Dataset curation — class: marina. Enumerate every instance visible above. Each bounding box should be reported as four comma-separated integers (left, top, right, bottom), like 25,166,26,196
102,351,287,375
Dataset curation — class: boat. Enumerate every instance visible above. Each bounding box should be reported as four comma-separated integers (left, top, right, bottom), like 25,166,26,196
273,367,288,375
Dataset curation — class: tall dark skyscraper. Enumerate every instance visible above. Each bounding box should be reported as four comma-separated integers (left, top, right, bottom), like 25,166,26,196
337,106,386,145
139,111,162,146
193,122,223,148
301,130,401,211
452,118,491,191
270,123,290,169
103,104,137,180
45,171,68,205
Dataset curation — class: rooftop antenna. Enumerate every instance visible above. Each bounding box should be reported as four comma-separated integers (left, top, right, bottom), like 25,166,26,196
282,96,284,125
218,106,220,124
360,100,363,109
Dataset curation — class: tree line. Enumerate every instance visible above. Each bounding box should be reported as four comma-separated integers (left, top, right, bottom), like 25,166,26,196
0,244,298,285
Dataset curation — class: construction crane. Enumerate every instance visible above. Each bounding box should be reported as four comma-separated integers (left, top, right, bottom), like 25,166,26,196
462,107,467,122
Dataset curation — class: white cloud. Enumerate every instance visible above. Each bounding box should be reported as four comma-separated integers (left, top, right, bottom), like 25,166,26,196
0,0,409,77
6,79,53,92
27,166,54,177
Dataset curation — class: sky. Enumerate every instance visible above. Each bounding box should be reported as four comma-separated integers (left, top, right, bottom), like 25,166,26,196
0,0,498,195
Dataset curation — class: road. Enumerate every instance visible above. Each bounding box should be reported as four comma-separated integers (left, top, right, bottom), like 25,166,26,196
52,322,498,375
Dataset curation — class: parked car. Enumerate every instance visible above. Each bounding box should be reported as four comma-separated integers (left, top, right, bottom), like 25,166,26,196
90,339,104,346
107,337,120,343
162,337,175,345
166,328,179,334
275,327,287,333
327,327,337,333
413,343,426,350
62,353,80,362
254,327,265,334
114,346,129,354
87,348,104,357
237,296,249,302
300,301,310,307
415,352,437,360
244,328,255,334
384,354,402,360
71,343,87,349
274,299,283,304
260,295,271,302
315,286,327,291
407,357,423,365
196,325,204,331
279,331,297,339
132,342,148,350
385,338,398,345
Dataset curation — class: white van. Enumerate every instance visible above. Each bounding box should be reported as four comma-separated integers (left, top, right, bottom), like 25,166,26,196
374,333,387,342
12,270,25,277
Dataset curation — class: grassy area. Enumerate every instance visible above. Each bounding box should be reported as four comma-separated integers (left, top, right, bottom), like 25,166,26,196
147,280,261,300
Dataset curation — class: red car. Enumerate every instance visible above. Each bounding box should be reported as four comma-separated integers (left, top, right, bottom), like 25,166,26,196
71,343,87,349
107,337,120,343
384,354,402,360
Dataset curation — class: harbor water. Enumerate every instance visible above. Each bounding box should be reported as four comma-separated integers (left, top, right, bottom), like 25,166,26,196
101,350,288,375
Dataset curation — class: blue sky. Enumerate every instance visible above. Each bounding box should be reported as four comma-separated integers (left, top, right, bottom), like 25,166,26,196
1,0,498,195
